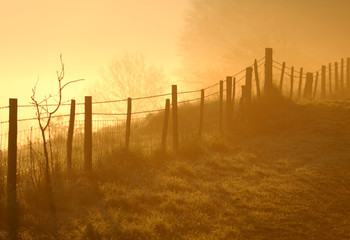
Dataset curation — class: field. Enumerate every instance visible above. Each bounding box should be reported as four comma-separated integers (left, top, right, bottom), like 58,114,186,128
1,94,350,239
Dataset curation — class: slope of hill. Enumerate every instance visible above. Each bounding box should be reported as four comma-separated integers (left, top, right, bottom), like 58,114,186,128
1,96,350,239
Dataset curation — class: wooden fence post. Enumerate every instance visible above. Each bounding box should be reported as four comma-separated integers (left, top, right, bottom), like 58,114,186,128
67,99,75,172
279,62,286,92
84,96,92,172
172,85,178,151
303,73,313,99
329,63,332,96
290,67,294,98
347,58,350,92
321,66,326,99
7,98,18,239
161,99,170,152
232,78,236,116
125,98,132,151
264,48,273,96
219,80,223,131
245,67,253,104
313,71,319,99
254,59,261,98
341,58,344,94
198,89,204,138
335,62,339,94
298,68,303,99
226,76,232,128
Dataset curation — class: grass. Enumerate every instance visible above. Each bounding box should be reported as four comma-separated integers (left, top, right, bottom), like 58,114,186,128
1,92,350,239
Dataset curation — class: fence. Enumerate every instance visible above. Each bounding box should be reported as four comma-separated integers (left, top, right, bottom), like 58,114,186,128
1,48,350,237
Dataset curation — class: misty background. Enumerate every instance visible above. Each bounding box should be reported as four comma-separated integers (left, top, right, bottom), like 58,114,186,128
0,0,349,112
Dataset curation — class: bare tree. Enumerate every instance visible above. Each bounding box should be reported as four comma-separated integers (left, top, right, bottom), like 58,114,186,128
31,55,83,191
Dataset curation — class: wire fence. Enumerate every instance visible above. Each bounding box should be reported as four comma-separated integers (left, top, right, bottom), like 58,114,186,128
1,51,350,190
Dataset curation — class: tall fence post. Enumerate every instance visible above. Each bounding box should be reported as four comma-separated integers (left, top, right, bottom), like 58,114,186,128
321,66,326,99
67,99,75,173
84,96,92,172
264,48,273,96
347,58,350,93
172,85,178,151
335,62,339,94
298,68,303,99
245,67,253,104
161,99,170,152
279,62,286,92
254,59,261,98
125,98,132,151
232,78,236,116
219,80,223,132
341,58,344,94
329,63,332,96
198,89,204,138
313,71,319,99
290,67,294,98
226,76,232,128
7,98,18,239
303,73,313,99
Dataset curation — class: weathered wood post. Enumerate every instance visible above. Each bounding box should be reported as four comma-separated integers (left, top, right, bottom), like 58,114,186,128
298,68,303,99
219,80,223,131
226,76,232,128
7,98,18,240
321,66,326,99
84,96,92,172
232,78,236,116
341,58,344,94
335,62,339,94
67,99,75,172
254,59,261,98
313,71,319,99
279,62,286,92
198,89,204,138
245,67,253,104
161,99,170,152
329,63,332,95
303,73,313,99
290,67,294,98
347,58,350,93
125,98,132,151
264,48,273,96
172,85,178,151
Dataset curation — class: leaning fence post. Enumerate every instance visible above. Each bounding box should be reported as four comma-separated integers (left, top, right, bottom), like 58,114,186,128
161,99,170,152
7,98,18,239
219,80,223,131
264,48,273,96
279,62,286,92
67,99,75,173
198,89,204,138
245,67,253,104
172,85,178,151
321,66,326,99
125,98,132,151
254,59,261,98
84,96,92,172
298,68,303,99
303,73,313,99
313,71,319,99
290,67,294,98
226,76,232,128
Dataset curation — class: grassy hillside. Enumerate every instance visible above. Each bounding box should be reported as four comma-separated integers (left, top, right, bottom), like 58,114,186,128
1,94,350,239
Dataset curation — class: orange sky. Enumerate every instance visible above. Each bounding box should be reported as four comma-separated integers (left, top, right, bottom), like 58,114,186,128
0,0,189,110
